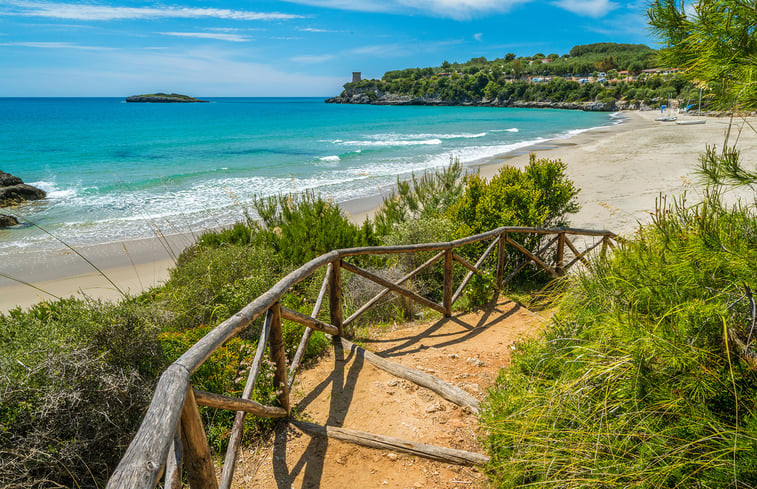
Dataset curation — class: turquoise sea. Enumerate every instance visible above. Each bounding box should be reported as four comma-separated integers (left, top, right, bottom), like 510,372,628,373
0,97,619,255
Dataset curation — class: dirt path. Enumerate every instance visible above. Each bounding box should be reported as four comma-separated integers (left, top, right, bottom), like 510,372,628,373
228,296,545,488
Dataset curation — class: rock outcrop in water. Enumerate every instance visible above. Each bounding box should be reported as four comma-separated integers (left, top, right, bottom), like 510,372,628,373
0,170,46,208
0,214,18,228
126,93,208,103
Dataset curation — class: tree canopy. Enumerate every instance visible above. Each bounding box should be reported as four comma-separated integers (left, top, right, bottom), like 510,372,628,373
649,0,757,109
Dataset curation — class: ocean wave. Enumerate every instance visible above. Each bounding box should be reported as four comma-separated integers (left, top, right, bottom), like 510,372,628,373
30,181,79,200
319,155,341,162
338,138,443,147
491,128,519,133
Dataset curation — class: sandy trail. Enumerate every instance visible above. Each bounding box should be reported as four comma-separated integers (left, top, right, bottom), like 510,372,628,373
227,296,545,489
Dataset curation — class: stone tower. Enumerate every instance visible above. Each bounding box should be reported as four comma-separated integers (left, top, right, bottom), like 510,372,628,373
352,72,362,83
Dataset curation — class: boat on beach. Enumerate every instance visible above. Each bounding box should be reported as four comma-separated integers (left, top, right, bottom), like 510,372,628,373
676,89,706,125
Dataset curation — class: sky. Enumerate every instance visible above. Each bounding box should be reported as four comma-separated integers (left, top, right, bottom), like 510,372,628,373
0,0,657,96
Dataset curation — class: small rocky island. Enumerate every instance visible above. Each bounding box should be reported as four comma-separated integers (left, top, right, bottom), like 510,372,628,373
125,93,208,103
0,170,46,227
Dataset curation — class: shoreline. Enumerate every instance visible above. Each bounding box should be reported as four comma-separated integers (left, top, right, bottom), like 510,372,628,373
2,109,755,312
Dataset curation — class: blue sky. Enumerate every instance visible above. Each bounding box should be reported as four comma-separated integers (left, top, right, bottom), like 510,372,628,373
0,0,656,96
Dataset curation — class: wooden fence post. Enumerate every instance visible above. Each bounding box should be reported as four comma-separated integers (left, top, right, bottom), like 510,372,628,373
268,302,290,413
496,233,507,289
329,259,343,335
443,250,453,317
556,232,566,276
180,388,218,489
164,429,183,489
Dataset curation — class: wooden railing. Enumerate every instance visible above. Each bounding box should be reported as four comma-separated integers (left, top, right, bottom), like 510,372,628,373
105,226,616,489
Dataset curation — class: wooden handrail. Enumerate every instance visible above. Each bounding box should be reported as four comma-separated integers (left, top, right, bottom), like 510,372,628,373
106,226,616,489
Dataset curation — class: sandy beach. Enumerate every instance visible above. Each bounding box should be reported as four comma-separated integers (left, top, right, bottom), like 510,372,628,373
2,110,755,312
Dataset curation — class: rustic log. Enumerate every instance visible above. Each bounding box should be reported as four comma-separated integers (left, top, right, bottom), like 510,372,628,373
452,253,478,274
443,250,454,317
496,233,507,289
288,264,332,389
563,236,590,268
193,389,288,418
343,251,444,327
339,338,480,413
505,236,559,277
180,388,218,489
176,251,338,374
564,237,605,270
336,226,614,258
341,260,446,315
556,232,566,276
290,420,489,466
163,430,182,489
500,235,559,287
451,237,499,306
219,309,273,489
105,364,190,489
280,306,340,336
268,303,290,413
329,260,343,335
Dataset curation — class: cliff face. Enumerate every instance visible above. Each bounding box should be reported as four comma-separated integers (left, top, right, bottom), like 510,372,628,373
325,87,616,111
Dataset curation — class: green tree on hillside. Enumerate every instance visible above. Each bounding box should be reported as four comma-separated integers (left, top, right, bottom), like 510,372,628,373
649,0,757,109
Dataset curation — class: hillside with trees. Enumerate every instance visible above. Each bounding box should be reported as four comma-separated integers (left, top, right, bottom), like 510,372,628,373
327,43,704,111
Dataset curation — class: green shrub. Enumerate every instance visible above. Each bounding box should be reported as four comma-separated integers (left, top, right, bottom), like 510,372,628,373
373,159,466,236
449,153,579,234
482,194,757,487
156,243,283,331
0,299,165,489
251,190,377,265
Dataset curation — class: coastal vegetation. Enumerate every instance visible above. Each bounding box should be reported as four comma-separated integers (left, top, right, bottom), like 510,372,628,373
328,43,704,110
482,175,757,486
0,156,578,488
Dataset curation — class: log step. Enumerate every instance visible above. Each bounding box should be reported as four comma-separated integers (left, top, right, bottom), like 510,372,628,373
290,420,489,466
339,338,481,414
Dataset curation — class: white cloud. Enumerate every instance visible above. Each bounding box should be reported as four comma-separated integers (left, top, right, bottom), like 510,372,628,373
473,32,483,41
550,0,617,18
284,0,621,19
283,0,530,19
160,32,251,42
299,27,335,32
0,40,112,49
1,1,304,21
291,53,336,63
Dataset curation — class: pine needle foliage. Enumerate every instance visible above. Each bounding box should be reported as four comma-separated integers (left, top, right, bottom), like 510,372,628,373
483,193,757,487
648,0,757,110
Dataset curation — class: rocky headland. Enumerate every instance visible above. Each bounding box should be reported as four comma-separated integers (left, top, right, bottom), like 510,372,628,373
325,88,615,111
125,93,208,103
0,170,46,227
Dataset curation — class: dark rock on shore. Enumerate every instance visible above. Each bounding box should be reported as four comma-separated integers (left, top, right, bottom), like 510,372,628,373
325,89,616,111
126,93,209,103
0,170,46,207
0,214,18,227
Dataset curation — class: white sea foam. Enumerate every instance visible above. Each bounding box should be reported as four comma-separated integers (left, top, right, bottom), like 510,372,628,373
491,128,519,133
30,181,79,199
339,138,443,147
319,155,341,162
